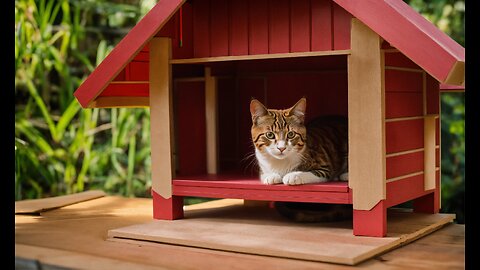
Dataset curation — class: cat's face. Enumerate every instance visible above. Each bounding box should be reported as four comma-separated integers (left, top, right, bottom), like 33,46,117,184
250,98,307,160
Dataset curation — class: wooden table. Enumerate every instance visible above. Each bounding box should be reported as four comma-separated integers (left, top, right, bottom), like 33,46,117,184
15,195,465,269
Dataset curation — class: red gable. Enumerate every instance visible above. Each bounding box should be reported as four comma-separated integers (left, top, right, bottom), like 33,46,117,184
74,0,464,108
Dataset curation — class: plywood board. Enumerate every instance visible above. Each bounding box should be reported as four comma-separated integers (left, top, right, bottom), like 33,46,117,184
15,190,105,214
108,205,454,266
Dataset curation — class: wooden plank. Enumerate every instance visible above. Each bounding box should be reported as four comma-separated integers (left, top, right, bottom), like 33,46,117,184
347,19,385,211
15,190,105,214
332,3,351,50
229,0,249,56
290,0,310,52
108,205,454,265
426,74,440,114
128,62,150,81
385,174,429,208
170,50,351,64
268,0,290,53
386,150,424,180
99,83,149,97
384,51,420,69
210,0,229,56
172,2,194,59
193,0,211,57
311,0,332,51
150,38,174,199
205,67,218,174
248,0,269,54
424,115,436,191
385,69,423,92
385,92,423,118
173,185,351,204
73,0,185,107
90,97,150,108
386,119,424,153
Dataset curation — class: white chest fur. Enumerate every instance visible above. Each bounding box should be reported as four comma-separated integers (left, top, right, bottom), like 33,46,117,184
255,149,302,177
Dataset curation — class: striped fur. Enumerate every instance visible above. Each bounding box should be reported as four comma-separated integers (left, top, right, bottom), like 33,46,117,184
250,98,348,185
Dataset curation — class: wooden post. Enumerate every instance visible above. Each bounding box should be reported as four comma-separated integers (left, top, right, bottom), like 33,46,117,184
423,115,436,191
205,67,218,174
149,37,183,219
348,19,386,236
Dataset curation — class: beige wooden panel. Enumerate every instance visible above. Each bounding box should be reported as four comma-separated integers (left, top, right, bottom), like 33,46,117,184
348,19,386,211
205,67,218,174
150,37,174,199
424,115,437,190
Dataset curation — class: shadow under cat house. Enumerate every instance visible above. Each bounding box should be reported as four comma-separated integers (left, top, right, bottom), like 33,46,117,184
72,0,464,237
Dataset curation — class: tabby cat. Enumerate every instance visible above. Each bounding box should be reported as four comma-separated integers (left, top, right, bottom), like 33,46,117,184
249,98,352,222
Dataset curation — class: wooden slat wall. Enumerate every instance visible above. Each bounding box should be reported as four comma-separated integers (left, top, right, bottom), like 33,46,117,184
384,51,440,196
184,0,352,58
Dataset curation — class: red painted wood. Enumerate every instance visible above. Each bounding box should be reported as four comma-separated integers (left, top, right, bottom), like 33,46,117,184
384,52,420,69
333,0,464,83
229,0,249,56
133,51,149,62
73,0,184,107
332,3,351,50
193,0,211,57
173,185,351,204
248,0,269,54
290,0,311,52
385,174,428,208
156,11,177,37
113,69,126,81
128,62,149,81
386,151,424,180
436,147,440,167
353,201,386,237
268,0,290,53
173,2,194,59
386,119,424,153
311,0,332,51
210,0,229,56
152,190,184,220
426,74,440,114
175,81,207,176
173,175,349,193
385,69,423,92
99,83,149,97
385,92,423,118
440,83,464,91
435,118,440,145
414,170,440,213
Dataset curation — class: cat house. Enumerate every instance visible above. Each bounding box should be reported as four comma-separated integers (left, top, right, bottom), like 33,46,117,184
74,0,464,237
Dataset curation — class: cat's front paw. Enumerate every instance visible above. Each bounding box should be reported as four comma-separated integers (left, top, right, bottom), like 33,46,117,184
261,173,282,185
283,171,328,185
339,172,349,181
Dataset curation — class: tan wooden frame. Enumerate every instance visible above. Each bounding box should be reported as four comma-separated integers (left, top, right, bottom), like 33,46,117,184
149,37,174,199
348,19,386,211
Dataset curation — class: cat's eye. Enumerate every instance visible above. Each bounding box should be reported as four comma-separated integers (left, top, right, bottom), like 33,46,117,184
287,131,296,139
265,132,275,139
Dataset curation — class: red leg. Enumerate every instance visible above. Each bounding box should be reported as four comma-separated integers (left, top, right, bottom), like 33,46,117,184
152,189,184,220
413,191,439,214
353,200,387,237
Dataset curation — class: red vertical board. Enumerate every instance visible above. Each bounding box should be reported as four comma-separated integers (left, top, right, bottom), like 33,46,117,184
311,0,332,51
386,119,424,153
249,0,269,54
426,74,440,114
128,62,149,81
193,0,211,57
210,0,229,56
268,0,290,53
384,52,420,69
290,0,310,52
385,70,423,92
332,3,351,50
353,201,386,237
229,0,249,56
175,81,207,176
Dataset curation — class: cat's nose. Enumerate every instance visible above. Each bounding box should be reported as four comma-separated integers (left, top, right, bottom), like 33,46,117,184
277,146,286,153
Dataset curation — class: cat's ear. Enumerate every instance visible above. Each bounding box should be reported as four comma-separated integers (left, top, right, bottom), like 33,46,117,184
288,98,306,122
250,99,268,122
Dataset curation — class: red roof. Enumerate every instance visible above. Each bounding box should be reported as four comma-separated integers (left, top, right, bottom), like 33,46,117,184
74,0,464,108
